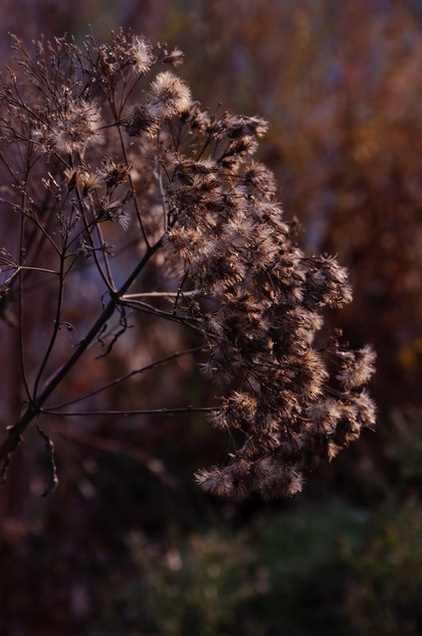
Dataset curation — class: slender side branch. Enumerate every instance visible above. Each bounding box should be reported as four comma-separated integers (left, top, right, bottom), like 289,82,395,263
41,406,216,417
46,345,206,410
121,298,203,333
32,248,67,398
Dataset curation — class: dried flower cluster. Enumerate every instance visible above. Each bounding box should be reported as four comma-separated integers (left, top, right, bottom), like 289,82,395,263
164,130,376,498
0,30,375,499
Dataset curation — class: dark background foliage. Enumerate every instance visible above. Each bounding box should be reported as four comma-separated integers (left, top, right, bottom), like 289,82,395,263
1,1,422,634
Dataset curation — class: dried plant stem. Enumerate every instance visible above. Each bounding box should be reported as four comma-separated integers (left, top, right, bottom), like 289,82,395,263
46,345,206,411
41,407,215,417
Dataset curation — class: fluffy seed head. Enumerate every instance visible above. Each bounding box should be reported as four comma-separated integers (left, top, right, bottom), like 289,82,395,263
148,71,192,118
130,36,154,75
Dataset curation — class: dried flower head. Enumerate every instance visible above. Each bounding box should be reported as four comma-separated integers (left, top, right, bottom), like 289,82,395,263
64,166,100,194
129,35,155,75
98,159,131,188
125,104,159,137
48,92,103,156
148,71,192,118
161,47,185,67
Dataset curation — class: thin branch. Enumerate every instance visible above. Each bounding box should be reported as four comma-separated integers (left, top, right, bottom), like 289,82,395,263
46,345,207,410
92,219,117,291
23,205,62,255
122,290,201,299
157,158,169,232
32,247,67,399
107,89,151,247
18,265,59,276
17,173,31,402
121,298,203,333
41,406,216,417
75,186,116,293
36,425,58,496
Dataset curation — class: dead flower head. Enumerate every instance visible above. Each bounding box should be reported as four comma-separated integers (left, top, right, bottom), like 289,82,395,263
49,91,104,156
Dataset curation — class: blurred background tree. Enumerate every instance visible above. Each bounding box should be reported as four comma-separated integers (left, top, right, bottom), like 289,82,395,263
1,1,422,634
